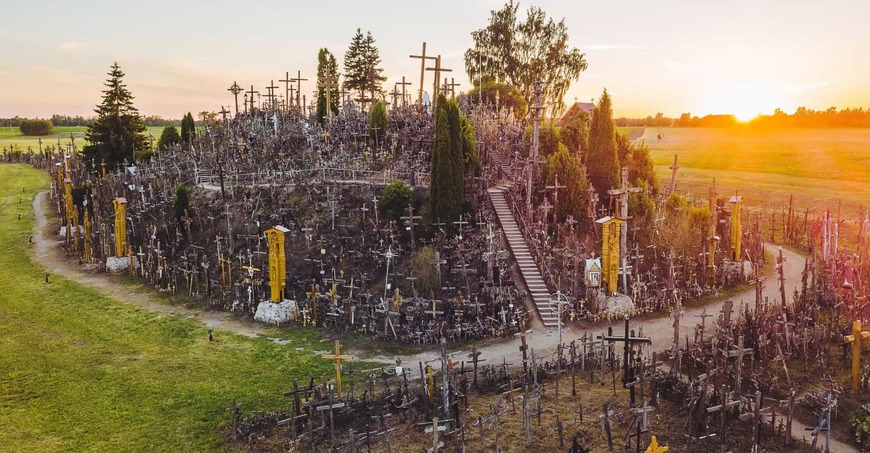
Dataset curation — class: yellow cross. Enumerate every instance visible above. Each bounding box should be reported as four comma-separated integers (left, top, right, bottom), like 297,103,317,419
844,321,870,391
321,340,352,397
645,436,668,453
306,281,320,323
329,283,338,307
393,288,403,311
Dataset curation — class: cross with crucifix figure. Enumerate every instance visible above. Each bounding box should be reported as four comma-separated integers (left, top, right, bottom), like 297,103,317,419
467,347,486,387
425,56,451,110
389,84,401,108
227,81,243,115
410,43,437,106
602,315,651,406
694,307,713,342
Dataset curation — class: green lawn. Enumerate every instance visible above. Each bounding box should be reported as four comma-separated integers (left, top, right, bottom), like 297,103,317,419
0,126,166,151
0,165,334,451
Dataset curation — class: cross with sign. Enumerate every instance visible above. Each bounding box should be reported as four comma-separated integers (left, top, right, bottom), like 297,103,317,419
321,340,353,397
602,315,651,406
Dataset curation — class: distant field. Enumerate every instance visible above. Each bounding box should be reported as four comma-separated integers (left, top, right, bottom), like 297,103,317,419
0,126,166,151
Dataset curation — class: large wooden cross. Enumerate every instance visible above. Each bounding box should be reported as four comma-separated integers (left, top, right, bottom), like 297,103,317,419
321,340,353,397
400,204,422,251
227,81,243,116
264,80,279,110
602,315,651,406
245,85,259,112
425,56,451,110
409,43,437,106
607,166,643,293
443,77,460,98
318,72,339,122
306,280,321,324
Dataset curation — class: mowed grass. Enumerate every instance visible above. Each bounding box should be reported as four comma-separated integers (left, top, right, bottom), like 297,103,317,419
643,127,870,209
0,126,165,151
0,165,332,451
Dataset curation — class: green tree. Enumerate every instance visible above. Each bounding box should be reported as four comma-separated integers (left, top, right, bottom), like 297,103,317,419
316,48,340,125
343,29,386,104
464,1,588,115
173,183,190,223
558,104,590,155
544,143,589,223
19,119,53,136
523,122,561,158
459,114,481,176
181,112,196,144
429,95,466,231
586,89,620,197
466,79,527,117
368,100,388,145
83,62,148,168
626,139,660,196
157,125,180,152
380,181,413,222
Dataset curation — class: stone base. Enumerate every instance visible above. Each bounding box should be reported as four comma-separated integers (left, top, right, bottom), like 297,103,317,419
59,225,83,238
602,292,636,315
105,256,139,273
722,260,751,281
254,300,297,325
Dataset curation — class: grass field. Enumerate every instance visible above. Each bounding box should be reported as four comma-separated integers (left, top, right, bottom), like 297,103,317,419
641,127,870,240
0,126,165,151
0,165,336,451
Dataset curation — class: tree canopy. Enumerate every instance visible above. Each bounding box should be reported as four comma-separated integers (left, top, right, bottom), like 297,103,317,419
180,112,196,144
83,62,148,168
586,89,620,196
429,95,477,231
544,143,589,224
465,79,527,117
464,1,588,116
343,29,386,104
368,100,388,145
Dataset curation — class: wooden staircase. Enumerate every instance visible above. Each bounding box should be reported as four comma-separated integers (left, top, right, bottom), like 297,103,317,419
488,186,558,328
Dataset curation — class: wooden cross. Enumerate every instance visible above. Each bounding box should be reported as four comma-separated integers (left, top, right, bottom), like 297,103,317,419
667,154,680,195
607,166,643,293
706,384,739,446
320,341,352,397
844,320,870,391
306,280,321,324
694,307,713,342
409,42,437,106
724,335,753,391
316,392,346,449
245,85,259,112
400,204,422,251
397,76,412,106
518,330,530,375
318,72,339,121
416,417,451,453
425,55,451,110
264,80,279,110
425,299,443,319
389,84,401,108
602,315,651,406
467,347,486,387
443,77,460,98
227,81,242,115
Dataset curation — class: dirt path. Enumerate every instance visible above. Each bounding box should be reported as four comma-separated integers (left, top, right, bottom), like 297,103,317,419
32,191,270,340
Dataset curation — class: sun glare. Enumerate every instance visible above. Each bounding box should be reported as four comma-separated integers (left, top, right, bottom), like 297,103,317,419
703,84,783,122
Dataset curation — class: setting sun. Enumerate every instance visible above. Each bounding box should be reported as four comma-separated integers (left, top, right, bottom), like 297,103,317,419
703,83,785,122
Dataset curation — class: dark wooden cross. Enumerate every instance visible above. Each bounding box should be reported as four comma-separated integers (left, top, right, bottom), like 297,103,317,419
227,81,243,115
264,80,280,110
316,392,346,450
397,76,412,106
467,347,486,387
602,315,651,406
443,77,460,98
425,55,451,110
695,307,713,342
518,330,531,376
400,204,422,251
245,85,259,112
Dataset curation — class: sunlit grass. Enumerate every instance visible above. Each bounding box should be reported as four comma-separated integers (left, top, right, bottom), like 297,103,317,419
0,165,334,451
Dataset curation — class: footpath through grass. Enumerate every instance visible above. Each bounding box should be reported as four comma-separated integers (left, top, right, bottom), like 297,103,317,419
0,164,332,451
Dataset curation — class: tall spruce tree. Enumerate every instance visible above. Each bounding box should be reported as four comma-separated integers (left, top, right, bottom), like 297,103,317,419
180,112,196,144
316,48,340,125
83,62,147,168
586,89,620,197
343,29,386,104
429,95,476,232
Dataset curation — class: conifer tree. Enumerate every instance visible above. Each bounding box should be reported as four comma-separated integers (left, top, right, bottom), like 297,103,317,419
83,62,147,168
544,143,589,223
180,112,196,144
316,48,340,125
429,95,476,231
343,29,386,104
586,89,620,197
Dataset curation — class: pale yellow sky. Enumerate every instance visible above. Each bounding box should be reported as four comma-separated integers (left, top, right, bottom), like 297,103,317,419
1,0,868,119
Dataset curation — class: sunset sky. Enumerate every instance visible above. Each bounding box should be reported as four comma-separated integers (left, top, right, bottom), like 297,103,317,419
2,0,867,120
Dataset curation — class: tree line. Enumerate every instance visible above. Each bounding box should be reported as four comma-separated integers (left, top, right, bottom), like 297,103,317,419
0,114,180,128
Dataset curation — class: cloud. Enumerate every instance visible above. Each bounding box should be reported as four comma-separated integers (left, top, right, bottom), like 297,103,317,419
58,41,84,51
581,44,640,51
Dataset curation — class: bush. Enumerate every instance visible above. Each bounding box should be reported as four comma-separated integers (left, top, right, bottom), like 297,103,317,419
368,100,388,145
157,126,180,152
380,181,413,222
19,119,53,136
853,404,870,449
173,183,190,222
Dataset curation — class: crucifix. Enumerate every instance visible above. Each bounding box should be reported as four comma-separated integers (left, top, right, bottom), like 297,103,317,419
228,81,242,115
607,166,643,293
602,315,651,406
409,42,437,106
425,55,451,110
